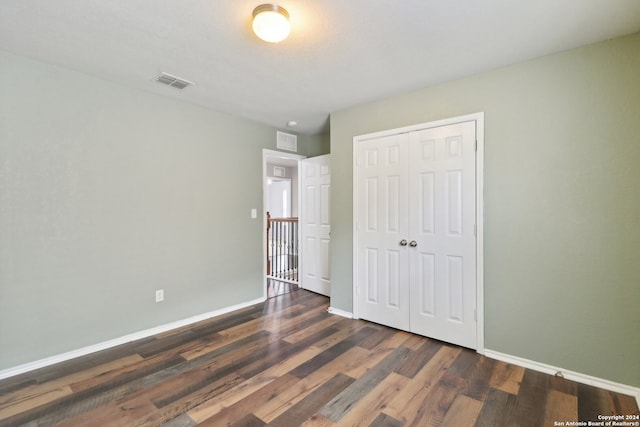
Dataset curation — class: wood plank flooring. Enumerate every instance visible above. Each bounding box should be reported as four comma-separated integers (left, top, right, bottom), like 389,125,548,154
1,289,637,426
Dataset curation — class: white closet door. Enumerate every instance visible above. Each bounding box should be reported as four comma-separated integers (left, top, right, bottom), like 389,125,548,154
300,155,331,296
355,120,478,350
408,122,477,349
356,133,410,330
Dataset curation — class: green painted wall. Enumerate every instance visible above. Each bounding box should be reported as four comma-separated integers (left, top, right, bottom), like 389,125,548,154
299,133,330,157
329,33,640,387
0,50,324,370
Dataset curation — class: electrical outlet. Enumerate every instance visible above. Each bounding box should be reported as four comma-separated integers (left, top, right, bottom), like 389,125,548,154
155,289,164,303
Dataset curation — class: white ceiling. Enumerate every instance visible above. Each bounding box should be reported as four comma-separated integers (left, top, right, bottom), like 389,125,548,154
1,0,639,135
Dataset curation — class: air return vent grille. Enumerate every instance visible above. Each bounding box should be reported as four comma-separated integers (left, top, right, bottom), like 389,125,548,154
155,72,194,90
277,131,297,152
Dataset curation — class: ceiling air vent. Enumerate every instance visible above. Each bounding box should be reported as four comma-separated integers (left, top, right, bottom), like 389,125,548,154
155,72,194,90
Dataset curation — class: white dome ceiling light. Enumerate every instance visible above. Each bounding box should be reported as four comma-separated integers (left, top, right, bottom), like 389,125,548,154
252,4,290,43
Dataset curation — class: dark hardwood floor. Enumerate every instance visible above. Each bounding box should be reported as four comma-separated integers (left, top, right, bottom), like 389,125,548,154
0,289,637,426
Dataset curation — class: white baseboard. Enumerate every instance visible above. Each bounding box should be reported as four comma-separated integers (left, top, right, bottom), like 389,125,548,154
484,349,640,407
327,306,353,319
0,297,265,381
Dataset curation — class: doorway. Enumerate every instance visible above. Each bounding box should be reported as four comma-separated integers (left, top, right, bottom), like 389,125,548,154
263,149,305,298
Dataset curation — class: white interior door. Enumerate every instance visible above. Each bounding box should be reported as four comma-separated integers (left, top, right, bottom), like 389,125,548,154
408,122,477,349
355,120,478,349
300,155,331,296
355,133,411,330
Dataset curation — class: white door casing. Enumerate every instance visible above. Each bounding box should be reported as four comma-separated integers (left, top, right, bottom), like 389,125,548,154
300,155,331,296
354,114,483,350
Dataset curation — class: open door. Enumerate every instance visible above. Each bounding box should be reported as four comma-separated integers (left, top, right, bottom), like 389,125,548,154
299,155,331,296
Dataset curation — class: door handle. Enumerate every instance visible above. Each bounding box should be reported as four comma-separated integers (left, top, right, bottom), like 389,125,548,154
409,240,418,247
399,239,408,246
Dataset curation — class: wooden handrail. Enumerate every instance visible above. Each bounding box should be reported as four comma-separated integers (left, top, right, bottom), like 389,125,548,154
268,216,299,222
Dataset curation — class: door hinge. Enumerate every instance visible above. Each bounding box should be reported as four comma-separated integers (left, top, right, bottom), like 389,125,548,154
474,224,477,237
475,139,478,152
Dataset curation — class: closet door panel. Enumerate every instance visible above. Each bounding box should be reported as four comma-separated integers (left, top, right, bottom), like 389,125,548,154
408,122,477,349
356,134,410,330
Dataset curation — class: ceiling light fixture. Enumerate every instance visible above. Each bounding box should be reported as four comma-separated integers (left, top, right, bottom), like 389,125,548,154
252,4,290,43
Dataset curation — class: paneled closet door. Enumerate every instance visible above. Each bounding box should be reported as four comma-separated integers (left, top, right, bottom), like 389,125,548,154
355,120,478,350
408,122,477,349
356,133,411,331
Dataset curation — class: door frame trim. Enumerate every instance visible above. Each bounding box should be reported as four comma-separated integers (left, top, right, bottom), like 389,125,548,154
351,112,485,353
